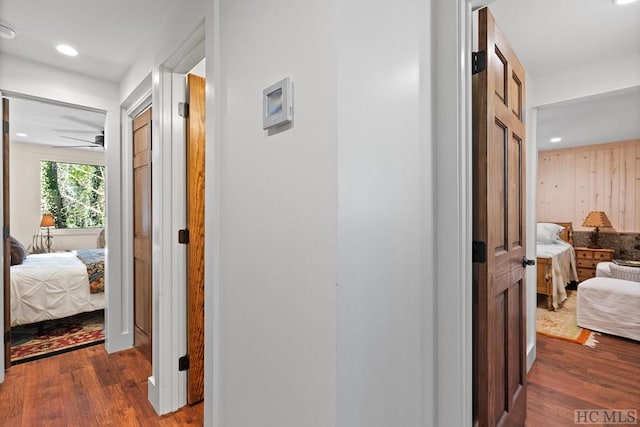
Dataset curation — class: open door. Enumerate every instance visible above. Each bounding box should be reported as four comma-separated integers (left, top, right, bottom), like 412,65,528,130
186,73,206,404
2,97,9,370
133,107,153,362
473,7,530,426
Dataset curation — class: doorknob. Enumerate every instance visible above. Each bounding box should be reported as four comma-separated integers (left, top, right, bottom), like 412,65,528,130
522,257,535,268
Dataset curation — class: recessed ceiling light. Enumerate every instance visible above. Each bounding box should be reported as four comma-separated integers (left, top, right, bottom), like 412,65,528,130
0,23,16,40
613,0,639,5
550,137,562,143
56,44,78,57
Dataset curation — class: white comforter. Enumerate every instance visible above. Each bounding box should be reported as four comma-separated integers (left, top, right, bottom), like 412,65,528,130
10,252,105,326
537,241,578,309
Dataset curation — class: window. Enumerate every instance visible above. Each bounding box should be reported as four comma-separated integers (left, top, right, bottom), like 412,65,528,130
40,161,106,229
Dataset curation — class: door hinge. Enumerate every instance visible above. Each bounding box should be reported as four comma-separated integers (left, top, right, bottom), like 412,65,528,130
179,354,190,371
472,51,487,75
178,102,189,118
472,241,487,263
2,120,8,134
4,330,9,345
178,228,190,244
3,225,9,239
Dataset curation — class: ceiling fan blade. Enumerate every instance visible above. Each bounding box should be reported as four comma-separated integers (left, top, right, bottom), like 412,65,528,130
53,128,98,134
60,135,94,143
52,144,103,149
52,145,97,148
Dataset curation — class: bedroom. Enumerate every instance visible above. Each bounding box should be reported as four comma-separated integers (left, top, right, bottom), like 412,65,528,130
0,0,636,426
6,95,106,362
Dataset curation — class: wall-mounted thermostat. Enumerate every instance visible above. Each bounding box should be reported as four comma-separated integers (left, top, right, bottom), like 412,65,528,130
263,77,293,130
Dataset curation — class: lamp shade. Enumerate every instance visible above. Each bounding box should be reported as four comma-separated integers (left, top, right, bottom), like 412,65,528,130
40,214,55,228
582,211,612,228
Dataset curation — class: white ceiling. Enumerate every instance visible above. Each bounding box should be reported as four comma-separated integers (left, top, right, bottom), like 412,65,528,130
490,0,640,151
490,0,640,78
1,0,639,152
536,87,640,150
0,0,179,82
8,96,105,150
0,0,179,148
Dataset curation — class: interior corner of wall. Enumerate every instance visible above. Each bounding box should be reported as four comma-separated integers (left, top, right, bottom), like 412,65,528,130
147,375,160,414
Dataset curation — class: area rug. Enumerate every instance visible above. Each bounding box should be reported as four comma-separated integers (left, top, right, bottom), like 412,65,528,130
10,310,104,364
536,290,598,347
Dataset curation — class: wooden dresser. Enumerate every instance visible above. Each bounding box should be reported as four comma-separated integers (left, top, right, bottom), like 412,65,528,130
575,247,615,282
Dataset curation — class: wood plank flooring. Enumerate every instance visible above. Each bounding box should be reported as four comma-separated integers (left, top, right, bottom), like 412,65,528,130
0,344,203,426
0,333,637,426
526,333,640,427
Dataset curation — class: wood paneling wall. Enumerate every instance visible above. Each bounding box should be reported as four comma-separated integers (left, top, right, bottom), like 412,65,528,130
537,139,640,232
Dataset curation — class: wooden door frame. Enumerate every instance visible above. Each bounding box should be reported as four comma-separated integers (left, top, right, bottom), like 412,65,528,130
432,0,537,425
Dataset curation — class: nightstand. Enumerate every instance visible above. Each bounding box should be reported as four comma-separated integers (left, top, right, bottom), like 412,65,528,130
575,247,615,282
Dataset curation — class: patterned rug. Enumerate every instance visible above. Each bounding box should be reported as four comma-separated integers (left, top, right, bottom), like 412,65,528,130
11,310,104,364
536,290,598,347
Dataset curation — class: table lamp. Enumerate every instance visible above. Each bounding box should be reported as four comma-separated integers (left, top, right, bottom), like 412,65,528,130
40,213,55,252
581,211,611,249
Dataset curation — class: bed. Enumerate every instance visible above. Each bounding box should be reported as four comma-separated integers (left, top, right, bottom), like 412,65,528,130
10,249,105,327
536,222,578,310
577,262,640,341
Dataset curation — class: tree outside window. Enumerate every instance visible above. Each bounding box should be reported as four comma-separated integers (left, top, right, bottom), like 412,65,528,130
40,161,105,229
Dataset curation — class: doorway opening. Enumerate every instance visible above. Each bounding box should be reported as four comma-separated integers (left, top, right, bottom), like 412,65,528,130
2,92,108,366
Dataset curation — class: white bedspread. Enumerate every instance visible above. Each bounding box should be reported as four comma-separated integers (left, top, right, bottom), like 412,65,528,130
10,252,105,326
537,241,578,309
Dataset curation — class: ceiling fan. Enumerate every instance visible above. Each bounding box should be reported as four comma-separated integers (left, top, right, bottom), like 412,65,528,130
53,114,105,149
56,131,104,149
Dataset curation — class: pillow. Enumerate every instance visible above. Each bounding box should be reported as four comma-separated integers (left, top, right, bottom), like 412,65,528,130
536,222,564,244
9,235,27,265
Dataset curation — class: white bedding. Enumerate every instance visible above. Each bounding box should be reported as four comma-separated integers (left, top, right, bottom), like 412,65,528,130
537,240,578,309
577,277,640,341
10,252,105,326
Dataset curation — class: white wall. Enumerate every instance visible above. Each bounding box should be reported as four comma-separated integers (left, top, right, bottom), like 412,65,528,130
119,1,206,103
208,0,337,425
189,58,206,78
10,142,105,251
207,0,443,425
336,0,433,425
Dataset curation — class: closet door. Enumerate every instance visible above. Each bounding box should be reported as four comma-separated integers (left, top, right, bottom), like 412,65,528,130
186,73,206,404
133,107,152,362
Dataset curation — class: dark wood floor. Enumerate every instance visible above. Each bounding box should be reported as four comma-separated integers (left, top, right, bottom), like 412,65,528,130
0,344,203,426
526,333,640,427
0,333,637,426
